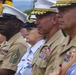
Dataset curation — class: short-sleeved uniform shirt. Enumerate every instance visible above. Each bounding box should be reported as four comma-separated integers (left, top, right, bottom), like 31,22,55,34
53,35,76,72
0,32,28,71
0,41,7,47
32,30,65,75
17,39,45,75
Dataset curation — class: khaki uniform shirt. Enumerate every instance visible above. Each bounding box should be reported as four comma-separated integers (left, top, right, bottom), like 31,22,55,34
0,32,28,71
32,30,65,75
54,35,76,71
0,41,7,47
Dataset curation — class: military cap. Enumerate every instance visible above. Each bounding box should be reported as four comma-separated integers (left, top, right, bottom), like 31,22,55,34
0,4,27,23
52,0,76,8
31,0,56,15
28,14,36,20
20,21,37,28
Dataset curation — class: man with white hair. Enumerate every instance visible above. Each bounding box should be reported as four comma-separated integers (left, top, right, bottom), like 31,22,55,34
30,0,65,75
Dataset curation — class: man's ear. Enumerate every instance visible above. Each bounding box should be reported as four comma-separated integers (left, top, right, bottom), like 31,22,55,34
52,15,58,25
15,23,20,28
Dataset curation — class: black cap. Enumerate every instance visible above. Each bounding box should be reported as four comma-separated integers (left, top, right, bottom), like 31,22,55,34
20,22,37,28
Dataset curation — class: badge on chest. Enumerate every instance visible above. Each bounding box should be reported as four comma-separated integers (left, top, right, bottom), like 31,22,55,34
64,48,76,62
39,46,51,60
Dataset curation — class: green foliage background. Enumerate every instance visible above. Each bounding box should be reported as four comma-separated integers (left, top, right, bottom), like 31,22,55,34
24,9,34,15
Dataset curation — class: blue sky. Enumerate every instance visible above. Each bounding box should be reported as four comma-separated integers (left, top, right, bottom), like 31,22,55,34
13,0,56,2
13,0,33,1
13,0,34,11
12,0,56,12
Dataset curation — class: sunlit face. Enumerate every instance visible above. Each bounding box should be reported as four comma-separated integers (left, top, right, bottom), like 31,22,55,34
25,27,41,44
20,28,27,38
35,14,54,36
58,6,76,32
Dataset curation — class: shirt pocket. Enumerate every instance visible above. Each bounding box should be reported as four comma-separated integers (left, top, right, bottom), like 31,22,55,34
34,57,47,68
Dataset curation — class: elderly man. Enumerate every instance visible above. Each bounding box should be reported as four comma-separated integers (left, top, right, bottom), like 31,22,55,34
30,0,65,75
0,4,28,75
49,0,76,75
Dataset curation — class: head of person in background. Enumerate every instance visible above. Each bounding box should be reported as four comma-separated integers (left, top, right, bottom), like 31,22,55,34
21,20,45,46
20,27,27,38
20,15,36,39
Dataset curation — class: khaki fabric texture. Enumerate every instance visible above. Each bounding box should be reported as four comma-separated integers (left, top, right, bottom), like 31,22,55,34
0,41,7,47
0,32,28,71
32,30,65,75
53,35,76,72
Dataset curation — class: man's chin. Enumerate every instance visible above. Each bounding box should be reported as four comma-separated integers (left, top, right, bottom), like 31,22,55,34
59,25,65,30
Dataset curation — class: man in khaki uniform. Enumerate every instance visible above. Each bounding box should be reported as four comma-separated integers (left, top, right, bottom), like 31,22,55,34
49,0,76,75
30,0,65,75
0,4,28,75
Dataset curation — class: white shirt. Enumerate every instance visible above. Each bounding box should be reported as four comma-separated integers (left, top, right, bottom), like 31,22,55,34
17,39,45,75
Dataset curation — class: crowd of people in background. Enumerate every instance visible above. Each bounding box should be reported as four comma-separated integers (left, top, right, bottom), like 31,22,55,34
0,0,76,75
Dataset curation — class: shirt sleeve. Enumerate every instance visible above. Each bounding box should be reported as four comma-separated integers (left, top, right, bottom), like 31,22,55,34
66,62,76,75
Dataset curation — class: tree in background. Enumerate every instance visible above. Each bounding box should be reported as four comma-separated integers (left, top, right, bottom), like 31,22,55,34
24,8,34,15
24,0,36,15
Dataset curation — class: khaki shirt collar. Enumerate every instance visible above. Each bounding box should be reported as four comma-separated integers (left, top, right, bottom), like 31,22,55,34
7,32,21,45
45,30,63,46
2,32,22,49
60,35,76,54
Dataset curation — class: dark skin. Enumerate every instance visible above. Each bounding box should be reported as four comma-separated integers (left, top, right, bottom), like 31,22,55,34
0,69,15,75
0,18,23,75
0,18,22,41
